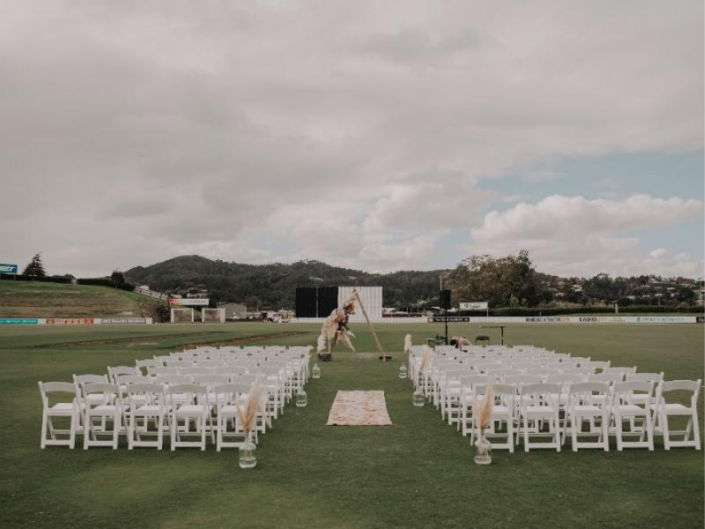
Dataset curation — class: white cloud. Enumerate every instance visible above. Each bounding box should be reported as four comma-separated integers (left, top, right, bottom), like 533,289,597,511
0,1,702,275
469,195,704,277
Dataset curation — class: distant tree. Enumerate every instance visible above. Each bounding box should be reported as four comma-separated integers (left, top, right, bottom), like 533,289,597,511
111,270,126,285
23,253,46,278
446,250,545,308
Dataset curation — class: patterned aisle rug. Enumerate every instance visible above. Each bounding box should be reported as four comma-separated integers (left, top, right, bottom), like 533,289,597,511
326,390,393,426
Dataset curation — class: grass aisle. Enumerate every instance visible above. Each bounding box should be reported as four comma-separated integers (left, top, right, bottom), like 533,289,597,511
0,324,702,528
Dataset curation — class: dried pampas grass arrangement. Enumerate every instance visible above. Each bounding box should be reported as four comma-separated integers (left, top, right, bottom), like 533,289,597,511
404,334,412,353
235,379,267,435
475,383,494,431
317,333,326,354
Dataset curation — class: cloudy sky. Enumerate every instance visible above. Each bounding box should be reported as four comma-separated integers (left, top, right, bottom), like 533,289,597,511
1,1,703,278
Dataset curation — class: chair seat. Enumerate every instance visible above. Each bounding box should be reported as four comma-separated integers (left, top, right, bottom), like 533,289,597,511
92,404,120,413
176,405,210,415
651,403,693,415
49,403,76,414
573,405,602,413
614,404,646,415
525,405,557,414
134,405,163,414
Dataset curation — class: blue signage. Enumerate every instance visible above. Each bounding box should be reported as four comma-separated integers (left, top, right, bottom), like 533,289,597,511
0,263,18,274
0,318,39,325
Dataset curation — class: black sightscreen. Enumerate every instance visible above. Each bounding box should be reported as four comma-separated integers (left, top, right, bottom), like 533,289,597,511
295,287,317,317
317,287,339,317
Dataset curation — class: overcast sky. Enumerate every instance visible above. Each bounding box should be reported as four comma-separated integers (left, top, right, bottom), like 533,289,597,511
1,1,703,278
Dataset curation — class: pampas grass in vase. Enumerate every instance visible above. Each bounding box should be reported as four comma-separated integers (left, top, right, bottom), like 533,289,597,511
473,384,494,465
236,380,266,469
412,346,432,407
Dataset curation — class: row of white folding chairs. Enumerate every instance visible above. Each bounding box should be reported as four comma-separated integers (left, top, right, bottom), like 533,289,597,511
448,379,701,452
103,365,295,420
417,360,623,410
438,369,653,423
39,378,285,451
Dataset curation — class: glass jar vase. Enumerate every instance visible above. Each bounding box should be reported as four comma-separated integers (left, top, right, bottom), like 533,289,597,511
398,363,408,379
312,363,321,379
296,387,308,407
239,433,257,469
412,388,425,407
474,430,492,465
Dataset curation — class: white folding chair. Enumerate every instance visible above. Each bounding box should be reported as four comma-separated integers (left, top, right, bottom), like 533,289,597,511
107,366,139,384
213,383,251,451
126,383,168,450
470,383,515,452
82,383,123,450
459,375,490,436
563,382,610,451
611,381,655,451
652,379,701,450
518,383,562,451
169,384,213,451
38,382,80,449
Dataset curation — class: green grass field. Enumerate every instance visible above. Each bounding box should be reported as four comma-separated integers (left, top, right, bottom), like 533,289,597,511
0,281,161,318
1,322,703,528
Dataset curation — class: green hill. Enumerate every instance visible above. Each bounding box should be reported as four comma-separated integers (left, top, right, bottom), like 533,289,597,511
0,281,160,318
126,255,446,309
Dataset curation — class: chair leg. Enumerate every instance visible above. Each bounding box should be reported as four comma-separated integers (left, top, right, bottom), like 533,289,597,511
171,413,177,451
69,412,77,449
157,415,163,450
40,411,48,449
571,415,578,452
645,413,654,451
661,410,670,450
692,413,701,450
615,416,623,451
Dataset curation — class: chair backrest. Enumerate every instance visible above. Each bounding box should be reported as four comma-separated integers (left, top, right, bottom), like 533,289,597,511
82,382,120,395
148,366,178,376
136,359,158,368
192,374,230,387
115,374,146,387
568,381,609,401
519,383,562,407
180,367,212,375
546,374,586,385
126,383,166,405
74,374,108,387
153,374,193,386
212,383,248,406
108,366,138,381
39,381,76,393
587,373,623,383
504,374,542,387
661,379,702,396
169,384,208,404
39,381,77,403
613,381,654,402
604,367,637,376
560,367,592,376
626,372,664,383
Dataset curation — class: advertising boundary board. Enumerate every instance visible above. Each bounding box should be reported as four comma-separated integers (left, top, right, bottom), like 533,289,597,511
431,315,699,324
0,318,153,325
